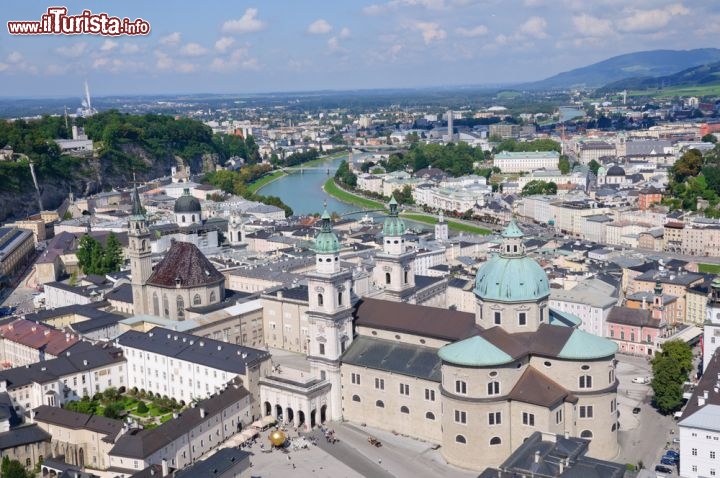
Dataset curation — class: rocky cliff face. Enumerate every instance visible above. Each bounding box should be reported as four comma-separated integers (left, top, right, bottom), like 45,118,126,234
0,145,220,222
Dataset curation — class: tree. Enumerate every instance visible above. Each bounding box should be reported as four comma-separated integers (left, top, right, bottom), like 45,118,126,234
671,149,703,184
702,133,718,144
588,159,601,176
394,185,415,205
103,402,123,419
558,155,571,174
522,180,557,196
651,340,692,414
1,456,32,478
334,160,357,189
136,401,149,414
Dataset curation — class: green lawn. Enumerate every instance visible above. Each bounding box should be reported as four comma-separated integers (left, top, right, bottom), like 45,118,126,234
698,263,720,274
400,213,492,235
247,170,286,193
628,84,720,98
323,178,385,209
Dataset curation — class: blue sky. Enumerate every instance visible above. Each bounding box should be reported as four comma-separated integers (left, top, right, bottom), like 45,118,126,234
0,1,718,97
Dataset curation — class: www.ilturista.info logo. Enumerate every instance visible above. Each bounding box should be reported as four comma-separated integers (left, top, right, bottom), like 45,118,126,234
8,7,150,35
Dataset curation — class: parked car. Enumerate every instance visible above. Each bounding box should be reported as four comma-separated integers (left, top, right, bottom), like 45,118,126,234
632,376,650,384
664,450,679,459
672,437,681,444
655,464,673,473
660,456,677,466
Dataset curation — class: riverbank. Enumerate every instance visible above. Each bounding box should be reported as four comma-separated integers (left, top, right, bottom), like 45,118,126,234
323,178,492,235
250,150,349,194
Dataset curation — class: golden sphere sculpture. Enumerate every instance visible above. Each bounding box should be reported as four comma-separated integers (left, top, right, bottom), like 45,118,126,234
268,429,287,447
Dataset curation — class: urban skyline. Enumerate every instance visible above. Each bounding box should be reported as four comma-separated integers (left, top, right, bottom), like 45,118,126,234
1,0,718,97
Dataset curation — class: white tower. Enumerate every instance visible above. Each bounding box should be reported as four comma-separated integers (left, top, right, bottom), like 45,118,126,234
373,196,416,303
447,109,454,141
435,209,449,242
128,186,152,315
228,214,245,245
306,208,354,420
704,278,720,371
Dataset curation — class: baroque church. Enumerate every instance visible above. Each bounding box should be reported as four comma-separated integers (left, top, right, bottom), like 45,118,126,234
127,187,620,471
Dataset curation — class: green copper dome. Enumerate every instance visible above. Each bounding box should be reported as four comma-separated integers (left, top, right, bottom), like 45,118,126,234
313,208,341,254
474,220,550,302
557,328,618,360
438,335,514,367
382,196,406,237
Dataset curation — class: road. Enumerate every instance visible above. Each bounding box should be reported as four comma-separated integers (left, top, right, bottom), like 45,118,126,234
615,354,678,472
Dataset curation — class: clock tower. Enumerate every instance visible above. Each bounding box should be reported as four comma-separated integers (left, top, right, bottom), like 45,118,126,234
373,196,416,302
127,186,152,315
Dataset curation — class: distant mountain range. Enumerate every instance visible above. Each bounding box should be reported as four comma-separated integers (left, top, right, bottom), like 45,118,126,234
598,60,720,92
522,48,720,90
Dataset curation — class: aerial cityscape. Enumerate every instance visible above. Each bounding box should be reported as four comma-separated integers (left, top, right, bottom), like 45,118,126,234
2,2,720,478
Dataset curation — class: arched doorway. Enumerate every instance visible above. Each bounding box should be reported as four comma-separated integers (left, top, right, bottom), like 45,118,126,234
264,402,272,416
78,448,84,468
298,410,306,429
310,409,317,428
320,404,327,424
275,404,283,421
286,407,294,425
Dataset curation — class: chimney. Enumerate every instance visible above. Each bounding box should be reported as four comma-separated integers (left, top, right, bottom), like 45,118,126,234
564,430,569,439
199,407,206,418
534,450,542,464
29,409,35,424
704,390,709,399
699,396,706,406
83,360,88,366
161,458,169,477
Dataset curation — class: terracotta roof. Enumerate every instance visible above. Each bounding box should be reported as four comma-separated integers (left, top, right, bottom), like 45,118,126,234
354,298,479,341
0,319,79,358
508,366,575,408
146,241,224,288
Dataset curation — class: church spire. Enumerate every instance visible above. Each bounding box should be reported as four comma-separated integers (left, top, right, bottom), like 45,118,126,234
131,185,145,218
499,219,525,258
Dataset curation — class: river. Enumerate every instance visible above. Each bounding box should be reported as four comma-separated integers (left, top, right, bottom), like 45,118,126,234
258,154,360,217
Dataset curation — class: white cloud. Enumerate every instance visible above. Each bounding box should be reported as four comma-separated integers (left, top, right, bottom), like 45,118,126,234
0,63,8,72
159,32,182,46
56,42,87,58
617,4,689,33
155,51,173,70
46,64,70,75
414,22,447,44
455,25,488,37
210,48,261,72
221,8,266,34
327,36,348,54
215,37,235,52
122,44,141,54
363,0,445,15
519,16,548,39
176,62,197,73
308,19,332,35
7,51,23,63
93,58,109,69
339,27,351,39
180,43,208,57
572,14,614,37
100,39,118,52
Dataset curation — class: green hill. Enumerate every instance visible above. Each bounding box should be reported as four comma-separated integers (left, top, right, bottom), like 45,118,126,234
597,61,720,94
522,48,720,90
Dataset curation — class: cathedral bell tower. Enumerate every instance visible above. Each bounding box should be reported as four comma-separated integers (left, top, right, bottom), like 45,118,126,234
372,196,416,303
306,207,354,420
128,186,152,315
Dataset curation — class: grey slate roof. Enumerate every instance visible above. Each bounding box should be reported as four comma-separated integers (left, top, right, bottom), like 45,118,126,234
110,380,249,459
32,405,123,436
174,447,251,478
0,424,51,450
116,328,270,374
341,336,442,382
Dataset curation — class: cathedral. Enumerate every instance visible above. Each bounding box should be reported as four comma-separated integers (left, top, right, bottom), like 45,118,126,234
259,200,620,471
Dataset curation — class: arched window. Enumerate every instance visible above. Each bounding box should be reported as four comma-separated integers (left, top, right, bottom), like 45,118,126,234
338,292,342,306
191,214,195,222
580,430,593,438
611,423,617,432
404,270,409,284
163,294,169,318
400,406,409,414
487,381,500,395
376,400,384,408
425,412,435,420
318,293,324,306
210,291,217,303
152,292,159,316
490,437,502,445
182,215,186,223
352,395,361,402
26,458,31,467
193,294,201,305
455,435,466,444
177,296,185,319
385,272,391,284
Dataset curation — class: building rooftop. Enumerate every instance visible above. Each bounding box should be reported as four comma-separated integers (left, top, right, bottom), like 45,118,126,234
32,405,123,437
147,241,225,288
341,336,442,382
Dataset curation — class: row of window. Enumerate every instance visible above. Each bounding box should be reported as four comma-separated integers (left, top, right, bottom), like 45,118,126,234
690,465,716,475
690,448,716,459
481,310,541,326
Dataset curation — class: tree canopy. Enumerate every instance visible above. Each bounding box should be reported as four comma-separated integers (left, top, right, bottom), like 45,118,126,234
382,142,485,177
76,233,124,276
334,160,357,188
651,340,693,414
522,180,557,196
1,456,33,478
494,138,561,154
